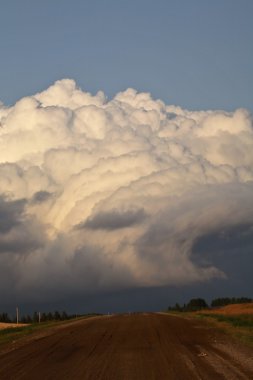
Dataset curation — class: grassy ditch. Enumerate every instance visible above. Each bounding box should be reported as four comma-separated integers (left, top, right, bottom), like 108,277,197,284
0,324,44,346
0,314,100,348
196,312,253,347
0,322,56,348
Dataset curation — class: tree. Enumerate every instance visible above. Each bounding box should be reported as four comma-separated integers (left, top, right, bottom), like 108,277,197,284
33,312,39,323
186,298,208,311
61,311,68,320
54,311,61,320
47,312,53,321
0,313,11,323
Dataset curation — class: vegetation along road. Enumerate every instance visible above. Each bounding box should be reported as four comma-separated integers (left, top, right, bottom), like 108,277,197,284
0,313,253,379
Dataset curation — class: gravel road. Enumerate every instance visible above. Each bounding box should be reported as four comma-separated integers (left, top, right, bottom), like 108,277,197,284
0,313,253,379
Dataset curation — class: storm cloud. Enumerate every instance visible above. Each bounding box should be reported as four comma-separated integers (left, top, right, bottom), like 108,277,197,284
0,196,26,234
0,79,253,303
81,208,147,230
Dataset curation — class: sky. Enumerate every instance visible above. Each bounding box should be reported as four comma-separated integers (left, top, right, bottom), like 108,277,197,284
0,1,253,315
1,0,253,111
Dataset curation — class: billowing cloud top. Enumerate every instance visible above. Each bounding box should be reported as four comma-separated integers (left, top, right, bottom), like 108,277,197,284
0,79,253,302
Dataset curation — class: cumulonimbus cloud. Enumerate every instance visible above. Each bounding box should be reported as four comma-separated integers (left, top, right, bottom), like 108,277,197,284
0,79,253,302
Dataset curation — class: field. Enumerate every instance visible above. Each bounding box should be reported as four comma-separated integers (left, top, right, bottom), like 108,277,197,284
0,323,27,330
200,303,253,315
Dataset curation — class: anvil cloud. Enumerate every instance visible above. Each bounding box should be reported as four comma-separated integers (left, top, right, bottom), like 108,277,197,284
0,79,253,302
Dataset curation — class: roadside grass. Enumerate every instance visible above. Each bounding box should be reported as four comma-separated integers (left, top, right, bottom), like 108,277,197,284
0,314,100,348
164,309,253,347
0,324,46,346
195,312,253,347
197,313,253,328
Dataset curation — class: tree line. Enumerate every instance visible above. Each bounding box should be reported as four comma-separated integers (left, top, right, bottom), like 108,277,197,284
0,310,81,324
210,297,252,307
168,297,252,312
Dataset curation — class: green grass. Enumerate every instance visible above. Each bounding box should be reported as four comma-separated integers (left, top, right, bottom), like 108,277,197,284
0,323,47,346
199,313,253,328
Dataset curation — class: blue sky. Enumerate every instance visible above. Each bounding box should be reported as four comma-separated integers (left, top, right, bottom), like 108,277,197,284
1,0,253,111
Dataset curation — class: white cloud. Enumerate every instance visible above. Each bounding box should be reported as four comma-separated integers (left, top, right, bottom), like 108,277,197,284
0,79,253,302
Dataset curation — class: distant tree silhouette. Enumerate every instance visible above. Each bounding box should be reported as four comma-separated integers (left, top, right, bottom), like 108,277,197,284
186,298,208,311
54,311,61,320
211,297,252,307
0,310,85,324
0,313,11,323
168,299,208,312
61,311,68,320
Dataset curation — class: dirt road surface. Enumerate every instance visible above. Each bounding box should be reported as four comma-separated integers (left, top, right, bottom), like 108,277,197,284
0,313,253,379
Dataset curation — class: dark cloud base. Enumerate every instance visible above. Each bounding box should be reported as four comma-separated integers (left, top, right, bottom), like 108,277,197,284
3,274,252,317
79,208,147,230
